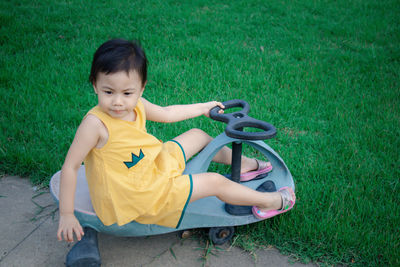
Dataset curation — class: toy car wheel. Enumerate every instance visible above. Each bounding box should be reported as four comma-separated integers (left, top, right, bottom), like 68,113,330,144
66,227,101,267
208,226,235,245
177,229,192,239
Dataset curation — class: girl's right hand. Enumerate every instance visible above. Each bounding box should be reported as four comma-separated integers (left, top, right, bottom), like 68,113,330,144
57,213,84,242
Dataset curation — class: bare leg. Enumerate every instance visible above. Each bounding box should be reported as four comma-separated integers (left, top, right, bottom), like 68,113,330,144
190,172,282,210
173,128,271,173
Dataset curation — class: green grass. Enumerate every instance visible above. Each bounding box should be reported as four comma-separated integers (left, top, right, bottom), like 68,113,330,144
1,0,399,265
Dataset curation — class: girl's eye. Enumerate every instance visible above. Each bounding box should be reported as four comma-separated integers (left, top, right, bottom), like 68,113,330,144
124,92,132,96
105,91,112,95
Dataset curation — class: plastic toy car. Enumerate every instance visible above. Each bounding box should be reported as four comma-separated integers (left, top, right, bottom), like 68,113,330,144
50,99,295,267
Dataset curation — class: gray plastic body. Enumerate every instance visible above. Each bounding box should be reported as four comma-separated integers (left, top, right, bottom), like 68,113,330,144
50,132,294,237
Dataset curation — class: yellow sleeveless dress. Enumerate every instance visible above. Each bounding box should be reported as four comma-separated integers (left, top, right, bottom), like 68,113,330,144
83,99,192,228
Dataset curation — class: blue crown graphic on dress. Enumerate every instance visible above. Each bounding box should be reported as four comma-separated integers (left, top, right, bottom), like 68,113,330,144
124,149,145,169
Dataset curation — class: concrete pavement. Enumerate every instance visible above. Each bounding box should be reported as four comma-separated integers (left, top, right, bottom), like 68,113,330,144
0,175,313,266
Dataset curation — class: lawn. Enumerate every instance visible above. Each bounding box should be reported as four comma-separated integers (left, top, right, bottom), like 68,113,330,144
1,0,399,265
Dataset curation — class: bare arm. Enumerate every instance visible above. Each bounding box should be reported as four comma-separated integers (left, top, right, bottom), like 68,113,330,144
57,115,102,242
141,97,224,123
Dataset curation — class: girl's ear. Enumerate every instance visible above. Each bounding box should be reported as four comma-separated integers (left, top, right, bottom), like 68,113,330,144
93,83,98,94
139,81,147,96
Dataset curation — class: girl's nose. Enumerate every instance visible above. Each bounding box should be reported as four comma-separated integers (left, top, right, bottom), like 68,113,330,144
112,95,123,105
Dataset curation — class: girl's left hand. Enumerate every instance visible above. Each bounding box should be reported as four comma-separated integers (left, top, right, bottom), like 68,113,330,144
203,101,225,117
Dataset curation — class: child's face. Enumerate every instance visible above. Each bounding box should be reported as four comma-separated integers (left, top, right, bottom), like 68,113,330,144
93,70,145,121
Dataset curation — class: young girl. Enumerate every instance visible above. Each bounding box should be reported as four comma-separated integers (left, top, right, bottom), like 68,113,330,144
57,39,295,243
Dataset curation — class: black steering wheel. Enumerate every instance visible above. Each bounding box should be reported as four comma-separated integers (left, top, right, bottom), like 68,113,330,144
209,99,276,140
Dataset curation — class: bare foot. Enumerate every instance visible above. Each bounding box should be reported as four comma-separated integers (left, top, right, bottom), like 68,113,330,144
258,191,282,211
253,187,296,219
241,158,272,174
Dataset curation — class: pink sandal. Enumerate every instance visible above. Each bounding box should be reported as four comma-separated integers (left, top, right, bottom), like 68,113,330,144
240,159,273,182
252,186,296,219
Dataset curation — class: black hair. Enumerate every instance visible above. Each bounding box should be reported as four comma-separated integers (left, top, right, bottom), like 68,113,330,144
89,39,148,87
